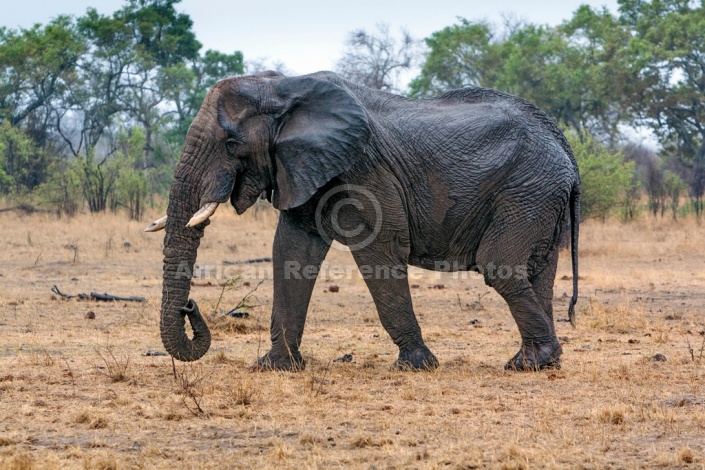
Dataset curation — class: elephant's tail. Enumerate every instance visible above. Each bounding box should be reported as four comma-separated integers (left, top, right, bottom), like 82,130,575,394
568,181,580,327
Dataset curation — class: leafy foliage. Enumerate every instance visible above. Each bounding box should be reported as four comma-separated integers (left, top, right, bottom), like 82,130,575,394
569,133,636,221
409,20,497,96
0,121,46,194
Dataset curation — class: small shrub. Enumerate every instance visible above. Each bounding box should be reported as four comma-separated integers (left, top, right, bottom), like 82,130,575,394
228,376,256,406
94,347,130,382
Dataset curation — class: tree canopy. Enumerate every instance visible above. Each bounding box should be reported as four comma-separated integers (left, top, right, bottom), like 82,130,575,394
0,0,244,217
2,0,705,222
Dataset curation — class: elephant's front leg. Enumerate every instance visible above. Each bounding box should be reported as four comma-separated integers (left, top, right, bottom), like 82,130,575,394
255,212,330,371
351,250,439,371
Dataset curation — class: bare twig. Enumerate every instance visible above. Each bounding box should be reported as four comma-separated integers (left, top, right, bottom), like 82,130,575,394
213,277,239,316
307,357,333,398
64,242,79,263
686,336,695,362
228,279,265,314
211,277,265,320
62,356,76,397
457,294,468,312
94,347,130,382
173,366,208,417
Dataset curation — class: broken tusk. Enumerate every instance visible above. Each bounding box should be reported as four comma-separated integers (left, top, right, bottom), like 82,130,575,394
144,215,167,232
186,202,219,227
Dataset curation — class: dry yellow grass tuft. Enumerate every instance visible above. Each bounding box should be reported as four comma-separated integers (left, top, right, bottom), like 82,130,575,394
595,405,628,425
0,209,704,467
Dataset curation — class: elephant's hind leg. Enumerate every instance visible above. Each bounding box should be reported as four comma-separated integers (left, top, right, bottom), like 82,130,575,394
529,247,560,333
476,233,561,371
500,286,562,371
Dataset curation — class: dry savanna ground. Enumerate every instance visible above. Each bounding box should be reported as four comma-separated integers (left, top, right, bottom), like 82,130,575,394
1,205,704,469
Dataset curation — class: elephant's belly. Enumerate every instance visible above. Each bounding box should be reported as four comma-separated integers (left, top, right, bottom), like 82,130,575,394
406,211,486,272
408,254,478,272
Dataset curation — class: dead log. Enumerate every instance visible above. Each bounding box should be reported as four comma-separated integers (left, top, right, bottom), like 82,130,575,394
51,285,145,302
222,257,272,265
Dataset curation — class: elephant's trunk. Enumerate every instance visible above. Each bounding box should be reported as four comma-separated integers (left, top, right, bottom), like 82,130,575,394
160,173,211,361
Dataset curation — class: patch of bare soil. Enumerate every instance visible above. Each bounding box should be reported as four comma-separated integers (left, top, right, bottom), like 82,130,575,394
0,210,704,468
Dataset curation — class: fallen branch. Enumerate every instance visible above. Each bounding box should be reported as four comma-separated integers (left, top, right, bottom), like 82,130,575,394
222,257,272,265
51,285,145,302
0,204,48,214
90,292,146,302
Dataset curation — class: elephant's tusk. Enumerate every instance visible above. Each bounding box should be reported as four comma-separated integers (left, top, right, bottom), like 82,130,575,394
186,202,219,227
144,215,167,232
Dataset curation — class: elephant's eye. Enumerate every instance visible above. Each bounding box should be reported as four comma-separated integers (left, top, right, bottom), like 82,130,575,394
225,138,239,155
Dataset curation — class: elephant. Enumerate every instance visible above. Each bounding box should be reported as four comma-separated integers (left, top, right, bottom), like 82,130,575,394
145,70,580,372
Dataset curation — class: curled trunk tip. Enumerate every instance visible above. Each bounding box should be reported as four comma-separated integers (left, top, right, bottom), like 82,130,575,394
161,298,211,362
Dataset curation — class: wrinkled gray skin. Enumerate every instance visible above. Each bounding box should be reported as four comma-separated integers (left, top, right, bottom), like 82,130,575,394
158,70,580,372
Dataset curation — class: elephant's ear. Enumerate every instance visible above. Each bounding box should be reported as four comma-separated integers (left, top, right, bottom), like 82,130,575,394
270,76,370,210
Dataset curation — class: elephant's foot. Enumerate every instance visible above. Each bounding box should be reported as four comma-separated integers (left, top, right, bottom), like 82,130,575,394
505,339,562,371
394,346,439,371
252,348,305,372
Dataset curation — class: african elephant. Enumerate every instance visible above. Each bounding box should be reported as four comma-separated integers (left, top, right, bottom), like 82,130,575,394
145,70,580,371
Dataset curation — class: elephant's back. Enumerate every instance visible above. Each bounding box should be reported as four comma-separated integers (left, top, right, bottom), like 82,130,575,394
432,86,579,177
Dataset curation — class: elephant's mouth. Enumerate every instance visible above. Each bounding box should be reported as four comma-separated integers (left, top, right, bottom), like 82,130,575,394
230,175,267,215
230,176,242,211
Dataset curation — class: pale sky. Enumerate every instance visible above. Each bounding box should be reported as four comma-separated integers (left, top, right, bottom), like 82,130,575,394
4,0,621,76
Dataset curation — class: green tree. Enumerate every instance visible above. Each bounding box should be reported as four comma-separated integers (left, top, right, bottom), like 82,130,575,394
663,170,686,220
0,0,248,217
71,0,202,164
494,25,589,135
0,121,47,194
112,127,150,220
115,167,149,220
409,19,498,97
115,0,202,167
75,151,120,213
0,17,85,193
623,143,664,216
49,0,241,213
0,17,85,136
618,0,705,217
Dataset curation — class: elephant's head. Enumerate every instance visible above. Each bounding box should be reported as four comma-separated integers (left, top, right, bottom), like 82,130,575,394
146,72,370,361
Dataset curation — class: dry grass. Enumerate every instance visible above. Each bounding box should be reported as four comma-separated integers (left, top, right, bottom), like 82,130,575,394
1,208,704,468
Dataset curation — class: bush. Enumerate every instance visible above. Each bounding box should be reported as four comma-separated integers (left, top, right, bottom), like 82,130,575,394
0,121,48,195
569,133,636,221
33,161,82,217
114,166,149,221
